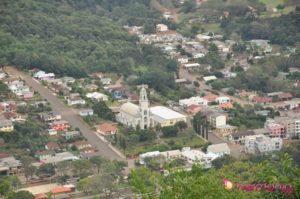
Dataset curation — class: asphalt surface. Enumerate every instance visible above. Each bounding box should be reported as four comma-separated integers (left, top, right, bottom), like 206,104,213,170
4,67,125,161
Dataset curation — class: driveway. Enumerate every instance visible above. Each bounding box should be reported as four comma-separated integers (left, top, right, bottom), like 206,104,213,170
4,66,125,161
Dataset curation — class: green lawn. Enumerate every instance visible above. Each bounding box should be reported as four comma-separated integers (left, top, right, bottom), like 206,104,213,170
116,128,206,156
260,0,285,8
202,23,221,34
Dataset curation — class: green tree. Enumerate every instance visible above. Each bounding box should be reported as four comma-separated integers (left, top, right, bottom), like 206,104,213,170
92,101,115,121
6,191,34,199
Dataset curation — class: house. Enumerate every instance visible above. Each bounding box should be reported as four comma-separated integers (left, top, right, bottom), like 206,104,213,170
80,147,96,154
61,76,75,84
85,84,98,92
179,96,208,107
274,117,300,138
86,92,109,101
66,93,86,106
218,102,233,109
264,119,286,138
0,155,21,175
183,63,200,69
49,120,69,131
35,151,53,160
45,142,60,151
3,112,26,122
62,131,80,140
222,70,237,79
196,34,211,42
278,92,293,101
203,76,217,82
34,70,55,81
216,96,230,104
227,130,255,144
39,111,62,123
252,96,272,104
156,24,168,32
72,141,92,150
0,119,14,132
22,91,34,100
186,104,202,115
215,125,238,137
97,123,118,136
245,135,282,154
100,78,112,85
47,129,58,136
203,93,218,104
181,147,218,168
0,101,17,113
160,150,182,160
39,152,79,165
177,56,189,64
79,109,94,117
207,143,230,156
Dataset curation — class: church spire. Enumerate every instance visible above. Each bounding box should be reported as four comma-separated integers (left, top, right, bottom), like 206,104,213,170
139,85,149,129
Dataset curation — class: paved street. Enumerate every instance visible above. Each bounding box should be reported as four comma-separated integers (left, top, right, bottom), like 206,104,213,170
4,66,125,161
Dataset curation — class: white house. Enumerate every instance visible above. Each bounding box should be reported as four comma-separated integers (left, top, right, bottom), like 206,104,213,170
181,147,218,168
179,96,208,107
66,93,86,106
183,63,200,69
34,71,55,81
207,143,230,156
216,96,230,104
86,92,109,101
203,76,217,82
156,24,168,32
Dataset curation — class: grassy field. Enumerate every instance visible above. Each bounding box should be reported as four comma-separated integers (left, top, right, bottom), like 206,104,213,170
260,0,285,8
202,23,221,34
117,128,206,156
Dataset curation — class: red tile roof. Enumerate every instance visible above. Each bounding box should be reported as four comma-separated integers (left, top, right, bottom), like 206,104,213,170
252,97,272,103
218,102,233,109
97,123,117,133
35,193,48,199
203,93,218,102
50,187,72,194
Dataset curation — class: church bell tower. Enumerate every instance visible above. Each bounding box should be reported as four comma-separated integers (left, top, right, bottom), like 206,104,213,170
139,86,150,129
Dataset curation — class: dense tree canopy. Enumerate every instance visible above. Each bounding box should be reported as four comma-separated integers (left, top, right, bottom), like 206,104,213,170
0,0,177,86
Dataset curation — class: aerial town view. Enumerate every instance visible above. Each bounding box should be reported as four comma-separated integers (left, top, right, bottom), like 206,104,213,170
0,0,300,198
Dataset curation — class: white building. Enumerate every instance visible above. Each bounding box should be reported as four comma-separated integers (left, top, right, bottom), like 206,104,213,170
245,135,283,154
117,87,186,129
86,92,109,101
34,70,55,81
181,147,218,168
207,112,227,128
216,96,230,104
203,76,217,82
183,63,200,69
179,96,208,107
207,143,230,156
156,24,168,32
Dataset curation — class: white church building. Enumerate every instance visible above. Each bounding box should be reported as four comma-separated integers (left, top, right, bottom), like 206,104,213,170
117,87,187,129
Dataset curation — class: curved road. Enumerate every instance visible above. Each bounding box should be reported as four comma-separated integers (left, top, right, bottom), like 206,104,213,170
4,66,125,161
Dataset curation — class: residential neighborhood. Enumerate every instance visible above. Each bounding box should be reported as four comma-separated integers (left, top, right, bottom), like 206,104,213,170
0,0,300,198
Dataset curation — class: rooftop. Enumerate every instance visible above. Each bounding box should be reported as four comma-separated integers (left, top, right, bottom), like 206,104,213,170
207,143,230,154
150,106,186,120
